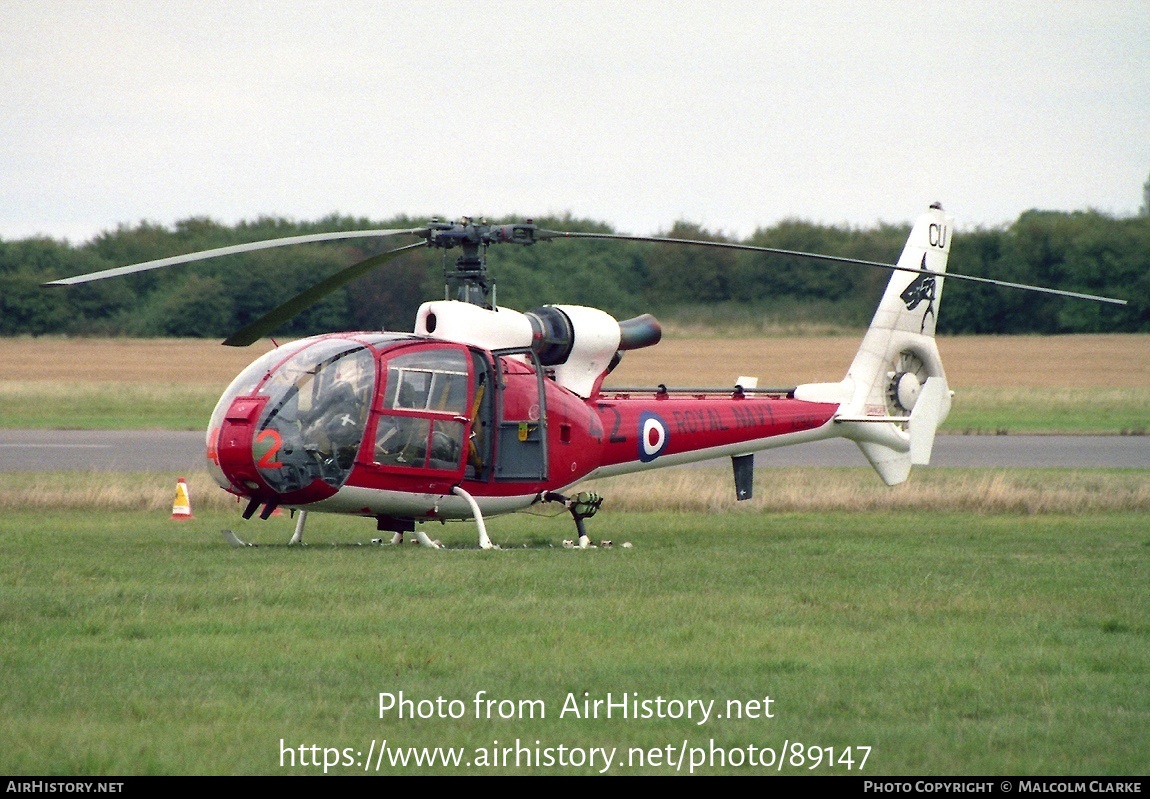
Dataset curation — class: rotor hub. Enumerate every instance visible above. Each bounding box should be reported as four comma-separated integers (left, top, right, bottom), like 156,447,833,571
889,371,922,413
427,218,542,309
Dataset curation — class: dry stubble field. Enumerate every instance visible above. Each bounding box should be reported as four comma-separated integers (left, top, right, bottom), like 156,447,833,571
5,333,1149,388
3,332,1146,435
3,333,1147,434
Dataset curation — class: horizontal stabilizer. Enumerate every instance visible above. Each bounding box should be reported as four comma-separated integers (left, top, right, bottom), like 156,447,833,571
834,415,910,424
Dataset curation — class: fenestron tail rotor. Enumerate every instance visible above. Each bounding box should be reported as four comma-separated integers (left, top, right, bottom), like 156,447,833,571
886,349,930,416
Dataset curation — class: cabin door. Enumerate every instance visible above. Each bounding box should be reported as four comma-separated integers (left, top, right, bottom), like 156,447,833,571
492,349,548,482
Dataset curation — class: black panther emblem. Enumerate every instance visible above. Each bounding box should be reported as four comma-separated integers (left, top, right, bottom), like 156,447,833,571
900,254,936,333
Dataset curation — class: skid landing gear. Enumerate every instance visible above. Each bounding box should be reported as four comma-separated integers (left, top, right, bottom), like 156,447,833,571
453,485,495,549
544,491,604,548
386,531,446,549
289,510,308,545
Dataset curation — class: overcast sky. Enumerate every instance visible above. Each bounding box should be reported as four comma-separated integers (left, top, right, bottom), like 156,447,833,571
3,1,1148,244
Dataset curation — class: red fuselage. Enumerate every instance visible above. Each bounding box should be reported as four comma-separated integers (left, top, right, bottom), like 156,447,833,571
207,333,837,524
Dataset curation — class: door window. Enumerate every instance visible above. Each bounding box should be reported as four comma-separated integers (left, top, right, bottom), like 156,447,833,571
373,348,469,472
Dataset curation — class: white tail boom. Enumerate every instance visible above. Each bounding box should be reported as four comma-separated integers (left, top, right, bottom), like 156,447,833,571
796,203,954,485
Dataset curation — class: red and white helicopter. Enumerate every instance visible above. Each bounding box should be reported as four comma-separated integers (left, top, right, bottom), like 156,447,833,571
47,205,1124,548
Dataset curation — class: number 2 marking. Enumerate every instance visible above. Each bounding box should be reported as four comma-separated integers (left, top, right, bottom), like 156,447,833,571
606,407,627,443
255,429,284,469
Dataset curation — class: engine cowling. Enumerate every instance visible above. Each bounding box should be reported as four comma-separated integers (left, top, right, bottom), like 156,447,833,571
414,300,661,397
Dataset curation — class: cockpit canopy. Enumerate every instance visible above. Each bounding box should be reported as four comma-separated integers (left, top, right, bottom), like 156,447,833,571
207,334,475,498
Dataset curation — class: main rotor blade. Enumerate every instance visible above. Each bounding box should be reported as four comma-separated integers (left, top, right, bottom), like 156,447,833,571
42,227,429,286
222,240,427,347
537,230,1128,306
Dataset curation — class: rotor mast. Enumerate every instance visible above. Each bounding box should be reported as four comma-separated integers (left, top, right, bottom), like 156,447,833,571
427,217,539,308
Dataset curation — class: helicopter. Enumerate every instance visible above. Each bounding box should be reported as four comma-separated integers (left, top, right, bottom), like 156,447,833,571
45,204,1126,548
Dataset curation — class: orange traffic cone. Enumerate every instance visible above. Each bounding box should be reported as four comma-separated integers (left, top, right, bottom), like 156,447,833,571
171,477,193,520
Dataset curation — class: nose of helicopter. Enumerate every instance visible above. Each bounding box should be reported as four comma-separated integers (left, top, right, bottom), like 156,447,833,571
210,394,342,510
205,337,377,512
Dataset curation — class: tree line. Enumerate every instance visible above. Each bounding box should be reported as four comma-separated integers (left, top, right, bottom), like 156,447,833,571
1,209,1146,338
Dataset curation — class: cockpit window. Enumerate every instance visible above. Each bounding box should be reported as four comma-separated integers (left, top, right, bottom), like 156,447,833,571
373,347,470,472
382,349,468,414
253,341,376,492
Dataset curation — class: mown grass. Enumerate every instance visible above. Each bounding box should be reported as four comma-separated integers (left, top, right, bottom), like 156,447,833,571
1,495,1147,774
0,381,220,430
946,387,1150,436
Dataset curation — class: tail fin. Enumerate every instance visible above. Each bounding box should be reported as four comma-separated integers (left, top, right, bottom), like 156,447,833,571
796,204,954,484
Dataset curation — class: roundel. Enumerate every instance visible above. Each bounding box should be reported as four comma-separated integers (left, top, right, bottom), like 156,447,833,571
638,412,669,462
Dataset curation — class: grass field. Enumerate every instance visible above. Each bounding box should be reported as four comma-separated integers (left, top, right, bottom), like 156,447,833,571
2,335,1148,432
1,335,1146,775
1,505,1146,775
1,467,1148,775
